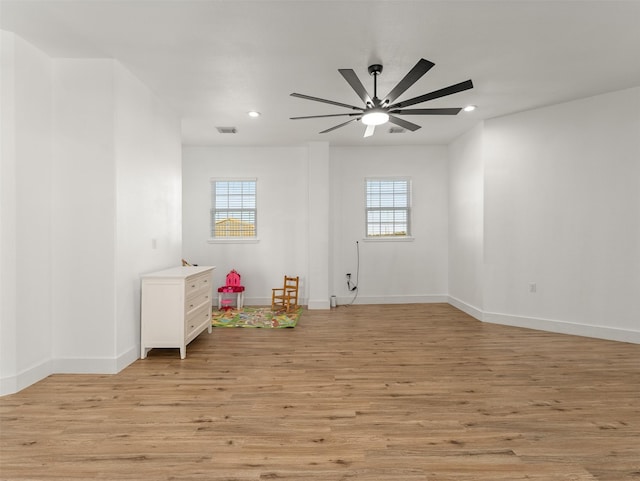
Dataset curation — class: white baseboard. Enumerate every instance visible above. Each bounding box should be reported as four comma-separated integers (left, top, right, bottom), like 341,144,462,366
117,346,139,372
53,347,139,374
307,299,330,310
244,295,448,308
482,311,640,344
0,376,18,396
243,297,307,307
447,296,484,321
0,358,53,396
52,358,118,374
245,295,448,309
1,348,139,397
447,296,639,344
337,294,449,306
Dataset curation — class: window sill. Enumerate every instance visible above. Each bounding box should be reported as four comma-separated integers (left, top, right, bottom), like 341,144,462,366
362,236,415,242
208,238,260,244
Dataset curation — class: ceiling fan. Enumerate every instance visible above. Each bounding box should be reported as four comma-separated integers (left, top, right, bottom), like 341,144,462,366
290,58,473,137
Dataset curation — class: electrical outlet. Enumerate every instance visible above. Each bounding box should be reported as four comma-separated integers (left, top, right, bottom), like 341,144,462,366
529,283,537,293
346,273,351,279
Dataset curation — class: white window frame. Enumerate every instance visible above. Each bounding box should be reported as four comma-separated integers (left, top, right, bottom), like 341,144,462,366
209,178,258,243
365,177,412,240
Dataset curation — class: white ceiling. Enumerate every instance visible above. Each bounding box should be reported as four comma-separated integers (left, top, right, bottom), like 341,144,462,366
2,0,639,146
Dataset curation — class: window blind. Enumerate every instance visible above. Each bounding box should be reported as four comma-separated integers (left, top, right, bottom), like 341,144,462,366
366,179,410,237
211,180,257,238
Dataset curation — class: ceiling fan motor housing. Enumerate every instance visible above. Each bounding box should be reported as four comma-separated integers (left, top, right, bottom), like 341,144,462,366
368,64,383,76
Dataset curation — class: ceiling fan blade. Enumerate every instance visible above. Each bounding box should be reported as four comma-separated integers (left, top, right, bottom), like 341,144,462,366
319,118,360,134
383,58,435,105
390,108,462,115
363,124,375,138
291,113,361,120
388,115,421,132
291,93,363,111
388,79,474,109
338,69,372,105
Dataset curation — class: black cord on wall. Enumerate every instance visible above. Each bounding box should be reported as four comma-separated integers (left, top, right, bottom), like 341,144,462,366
344,241,359,306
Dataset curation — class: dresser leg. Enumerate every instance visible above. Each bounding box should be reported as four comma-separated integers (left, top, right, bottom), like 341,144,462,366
180,346,186,359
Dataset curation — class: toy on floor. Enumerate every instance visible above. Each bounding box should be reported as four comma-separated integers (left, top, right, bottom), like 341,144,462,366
217,269,245,310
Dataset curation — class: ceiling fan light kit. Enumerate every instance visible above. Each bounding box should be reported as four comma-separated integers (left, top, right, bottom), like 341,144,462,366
290,58,473,138
361,110,389,126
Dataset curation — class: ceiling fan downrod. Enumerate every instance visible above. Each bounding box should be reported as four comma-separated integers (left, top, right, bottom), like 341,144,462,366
368,64,383,107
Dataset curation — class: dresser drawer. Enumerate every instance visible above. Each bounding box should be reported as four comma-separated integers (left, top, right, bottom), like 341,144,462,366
197,273,211,291
185,272,211,297
185,290,211,314
185,276,202,296
185,303,211,336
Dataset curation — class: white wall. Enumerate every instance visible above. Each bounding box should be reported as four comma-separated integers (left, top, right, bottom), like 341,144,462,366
182,145,310,304
183,146,447,307
482,87,640,342
52,59,183,372
0,32,53,393
448,87,640,343
182,144,450,307
51,59,117,366
307,142,331,309
114,64,182,367
0,31,16,389
1,32,182,395
448,123,484,318
330,145,449,304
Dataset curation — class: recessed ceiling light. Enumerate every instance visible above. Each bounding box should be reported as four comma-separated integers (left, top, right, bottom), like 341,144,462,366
463,105,477,112
248,111,261,118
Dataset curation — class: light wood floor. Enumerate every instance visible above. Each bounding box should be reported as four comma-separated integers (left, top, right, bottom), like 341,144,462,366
1,304,639,481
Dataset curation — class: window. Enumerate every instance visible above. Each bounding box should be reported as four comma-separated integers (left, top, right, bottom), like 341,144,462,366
365,178,411,237
211,179,257,239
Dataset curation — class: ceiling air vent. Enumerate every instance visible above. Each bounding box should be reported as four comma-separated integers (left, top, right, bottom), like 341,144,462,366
388,127,406,134
216,126,237,134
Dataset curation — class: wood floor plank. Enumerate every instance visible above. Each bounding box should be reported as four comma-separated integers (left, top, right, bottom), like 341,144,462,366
1,304,639,480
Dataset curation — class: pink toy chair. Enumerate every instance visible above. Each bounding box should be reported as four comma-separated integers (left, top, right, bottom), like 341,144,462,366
217,270,245,310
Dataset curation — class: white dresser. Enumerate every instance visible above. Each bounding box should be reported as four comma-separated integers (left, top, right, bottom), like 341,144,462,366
141,266,215,359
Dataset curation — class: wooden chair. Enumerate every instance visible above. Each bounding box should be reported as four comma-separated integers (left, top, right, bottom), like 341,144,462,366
271,276,299,312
